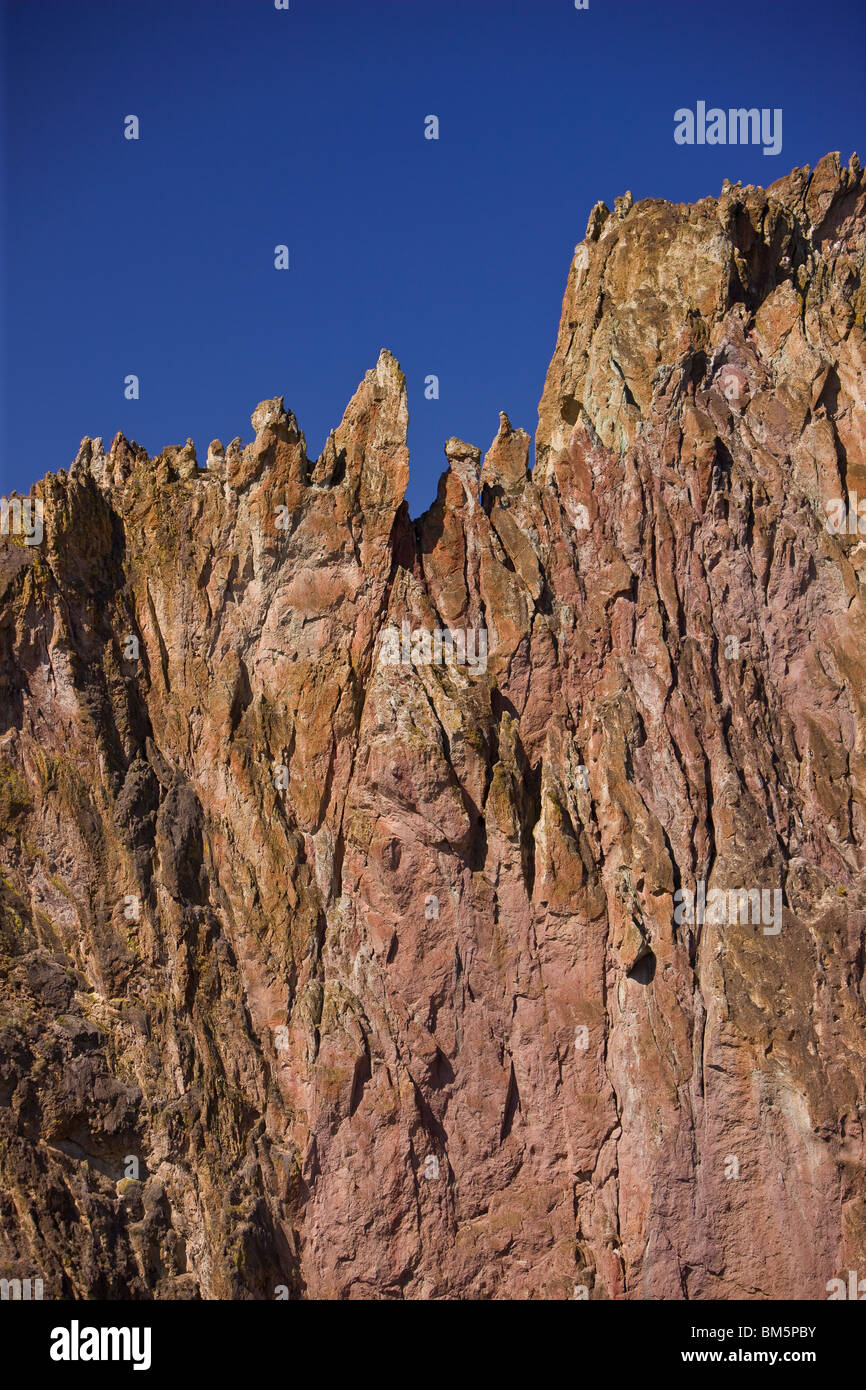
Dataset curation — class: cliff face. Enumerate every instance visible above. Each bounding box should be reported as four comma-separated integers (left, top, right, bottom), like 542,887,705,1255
1,152,865,1300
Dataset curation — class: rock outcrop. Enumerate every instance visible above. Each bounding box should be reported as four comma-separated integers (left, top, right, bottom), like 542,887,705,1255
1,153,864,1299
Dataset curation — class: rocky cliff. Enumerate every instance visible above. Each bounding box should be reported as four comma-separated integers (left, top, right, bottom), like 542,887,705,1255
1,152,864,1300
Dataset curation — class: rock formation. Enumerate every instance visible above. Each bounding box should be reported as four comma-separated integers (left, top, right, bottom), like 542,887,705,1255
1,152,864,1299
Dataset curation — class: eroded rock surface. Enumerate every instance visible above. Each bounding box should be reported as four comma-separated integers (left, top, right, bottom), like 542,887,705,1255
1,154,865,1299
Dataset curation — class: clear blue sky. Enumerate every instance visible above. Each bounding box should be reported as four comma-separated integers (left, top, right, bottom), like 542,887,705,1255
2,0,863,517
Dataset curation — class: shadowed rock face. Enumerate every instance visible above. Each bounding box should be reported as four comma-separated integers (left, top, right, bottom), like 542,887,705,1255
1,153,864,1301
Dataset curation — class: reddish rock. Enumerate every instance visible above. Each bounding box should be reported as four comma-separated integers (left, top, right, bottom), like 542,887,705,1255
0,156,864,1300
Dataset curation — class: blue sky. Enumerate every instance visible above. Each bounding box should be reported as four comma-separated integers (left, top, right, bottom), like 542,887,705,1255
2,0,863,516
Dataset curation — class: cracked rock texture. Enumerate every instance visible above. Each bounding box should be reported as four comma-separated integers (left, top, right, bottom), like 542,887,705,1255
1,153,865,1300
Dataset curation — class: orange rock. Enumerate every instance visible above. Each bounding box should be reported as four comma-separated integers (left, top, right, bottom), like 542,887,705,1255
0,157,864,1300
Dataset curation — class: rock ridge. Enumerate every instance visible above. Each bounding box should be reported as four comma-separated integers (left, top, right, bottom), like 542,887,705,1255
0,153,864,1299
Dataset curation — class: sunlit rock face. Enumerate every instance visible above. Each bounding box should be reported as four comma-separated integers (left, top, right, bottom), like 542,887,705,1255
0,154,864,1300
